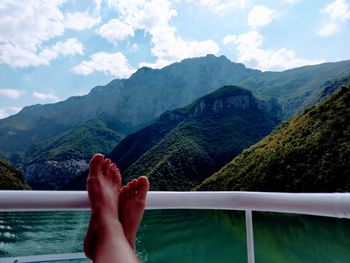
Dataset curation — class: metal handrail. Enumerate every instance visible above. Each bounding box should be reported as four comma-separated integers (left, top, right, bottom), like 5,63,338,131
1,191,350,263
0,253,86,263
1,191,350,218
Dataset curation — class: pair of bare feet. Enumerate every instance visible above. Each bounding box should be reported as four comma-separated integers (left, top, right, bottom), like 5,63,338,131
84,154,149,263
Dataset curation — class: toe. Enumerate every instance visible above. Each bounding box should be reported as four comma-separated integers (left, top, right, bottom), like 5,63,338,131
137,176,150,199
88,154,104,177
125,181,135,198
110,163,121,188
130,179,138,194
102,158,111,177
115,167,122,187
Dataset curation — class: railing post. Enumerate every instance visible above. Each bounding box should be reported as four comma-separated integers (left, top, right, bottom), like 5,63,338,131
245,210,255,263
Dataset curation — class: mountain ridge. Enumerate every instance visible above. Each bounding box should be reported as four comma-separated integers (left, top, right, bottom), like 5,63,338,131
2,55,350,158
1,55,350,190
95,85,281,191
196,85,350,192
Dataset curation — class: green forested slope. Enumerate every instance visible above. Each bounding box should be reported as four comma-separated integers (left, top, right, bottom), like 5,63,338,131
25,118,122,163
108,86,280,190
22,119,122,189
0,159,30,190
107,110,188,172
196,86,350,192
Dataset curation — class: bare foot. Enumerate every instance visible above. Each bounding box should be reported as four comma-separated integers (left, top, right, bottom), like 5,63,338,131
84,154,122,260
119,176,150,250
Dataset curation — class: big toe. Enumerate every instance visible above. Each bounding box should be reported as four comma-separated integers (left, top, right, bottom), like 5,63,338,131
137,176,149,199
89,154,104,177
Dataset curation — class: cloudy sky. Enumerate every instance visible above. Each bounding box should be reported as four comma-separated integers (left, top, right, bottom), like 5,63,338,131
0,0,350,119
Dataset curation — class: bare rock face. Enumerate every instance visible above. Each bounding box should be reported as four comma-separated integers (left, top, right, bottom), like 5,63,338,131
23,159,89,190
193,89,256,116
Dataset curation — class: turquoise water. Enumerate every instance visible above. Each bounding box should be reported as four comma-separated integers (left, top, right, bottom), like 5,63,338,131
0,210,350,262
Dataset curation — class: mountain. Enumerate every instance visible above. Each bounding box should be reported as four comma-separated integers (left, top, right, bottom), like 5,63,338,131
0,55,258,158
1,55,350,190
196,85,350,192
21,118,123,190
2,55,350,160
241,60,350,116
0,159,30,190
82,85,280,191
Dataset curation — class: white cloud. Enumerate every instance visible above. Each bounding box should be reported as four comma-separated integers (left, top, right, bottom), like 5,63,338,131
95,0,102,12
323,0,350,20
0,0,66,67
0,88,25,99
72,52,135,78
318,0,350,37
33,92,60,101
0,109,7,119
193,0,246,14
7,106,22,114
105,0,219,69
96,19,134,43
247,5,278,29
223,35,237,46
139,58,174,69
0,44,47,67
0,106,22,119
283,0,299,4
64,12,101,31
317,21,339,36
1,38,84,68
223,31,324,71
39,38,84,61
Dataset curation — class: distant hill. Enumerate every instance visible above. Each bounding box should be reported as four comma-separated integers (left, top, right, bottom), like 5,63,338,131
68,86,280,191
0,55,258,157
242,60,350,115
196,85,350,192
22,118,122,189
0,159,30,190
1,55,350,160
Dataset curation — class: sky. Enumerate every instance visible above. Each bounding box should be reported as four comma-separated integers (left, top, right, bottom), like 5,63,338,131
0,0,350,119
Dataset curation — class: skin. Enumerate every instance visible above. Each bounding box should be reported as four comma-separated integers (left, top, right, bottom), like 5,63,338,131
84,154,149,263
119,176,149,250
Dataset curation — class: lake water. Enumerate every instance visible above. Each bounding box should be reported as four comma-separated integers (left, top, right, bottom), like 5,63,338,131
0,210,350,262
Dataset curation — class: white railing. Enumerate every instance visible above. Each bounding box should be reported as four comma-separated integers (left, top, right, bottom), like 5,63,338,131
1,191,350,263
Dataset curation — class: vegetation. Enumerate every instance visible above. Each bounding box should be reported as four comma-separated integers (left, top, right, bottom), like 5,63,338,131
1,55,349,158
25,118,122,164
21,118,123,190
104,86,280,191
108,110,188,172
196,85,350,192
1,56,349,190
0,159,30,190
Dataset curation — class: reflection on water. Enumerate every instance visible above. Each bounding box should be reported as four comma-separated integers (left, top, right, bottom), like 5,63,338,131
137,210,247,262
0,211,89,262
253,212,350,263
0,210,350,262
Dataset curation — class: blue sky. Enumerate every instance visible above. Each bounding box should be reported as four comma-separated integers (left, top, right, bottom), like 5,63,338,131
0,0,350,119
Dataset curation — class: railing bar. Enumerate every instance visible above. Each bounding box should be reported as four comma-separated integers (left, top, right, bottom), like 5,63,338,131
0,191,350,219
245,210,255,263
0,252,87,263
